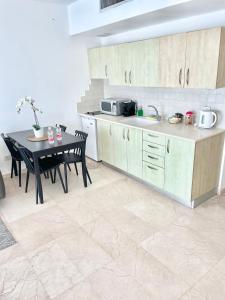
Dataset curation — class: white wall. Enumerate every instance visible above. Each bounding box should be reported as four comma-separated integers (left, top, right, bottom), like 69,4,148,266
0,0,98,174
68,0,188,35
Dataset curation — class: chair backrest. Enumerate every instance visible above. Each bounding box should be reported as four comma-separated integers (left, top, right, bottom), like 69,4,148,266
56,124,67,132
1,133,21,159
74,130,88,156
17,147,34,173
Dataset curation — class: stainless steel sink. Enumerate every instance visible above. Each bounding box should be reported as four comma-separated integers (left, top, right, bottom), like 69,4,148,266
120,117,159,127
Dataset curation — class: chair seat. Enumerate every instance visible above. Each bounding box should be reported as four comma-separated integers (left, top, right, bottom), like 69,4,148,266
57,153,82,164
38,157,61,173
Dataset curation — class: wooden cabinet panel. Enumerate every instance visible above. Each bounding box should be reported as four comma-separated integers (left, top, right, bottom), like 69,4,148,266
159,33,187,88
97,120,114,165
185,28,221,89
132,39,160,87
112,124,127,171
164,137,195,204
143,162,164,189
126,127,142,178
143,130,166,146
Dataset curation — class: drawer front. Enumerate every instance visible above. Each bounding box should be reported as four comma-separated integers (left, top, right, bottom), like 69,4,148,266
143,140,165,157
143,151,165,168
143,131,166,146
143,162,164,189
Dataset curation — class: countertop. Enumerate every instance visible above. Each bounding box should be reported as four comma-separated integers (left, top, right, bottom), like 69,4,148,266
79,113,225,142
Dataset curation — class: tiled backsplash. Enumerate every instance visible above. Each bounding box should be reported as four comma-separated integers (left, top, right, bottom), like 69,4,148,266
104,82,225,128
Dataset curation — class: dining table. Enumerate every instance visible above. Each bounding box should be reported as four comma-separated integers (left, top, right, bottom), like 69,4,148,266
7,128,87,204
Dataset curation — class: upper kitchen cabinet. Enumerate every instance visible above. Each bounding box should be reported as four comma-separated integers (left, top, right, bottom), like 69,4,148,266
133,39,160,87
88,46,114,80
184,27,225,89
159,33,187,88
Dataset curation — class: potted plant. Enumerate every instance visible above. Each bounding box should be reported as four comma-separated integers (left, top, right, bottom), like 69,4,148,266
16,97,43,138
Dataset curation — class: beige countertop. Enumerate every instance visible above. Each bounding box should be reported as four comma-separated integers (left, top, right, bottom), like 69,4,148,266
79,113,225,142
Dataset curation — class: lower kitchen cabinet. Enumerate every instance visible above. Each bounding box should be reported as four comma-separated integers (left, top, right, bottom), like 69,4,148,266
97,120,114,165
164,137,195,205
143,162,164,189
112,124,127,171
126,127,142,178
97,119,224,207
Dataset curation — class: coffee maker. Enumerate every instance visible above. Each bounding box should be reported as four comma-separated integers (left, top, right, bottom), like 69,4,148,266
121,100,136,117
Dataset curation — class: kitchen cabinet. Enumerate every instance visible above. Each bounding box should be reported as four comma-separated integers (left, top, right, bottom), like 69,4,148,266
112,124,127,171
97,118,224,207
97,120,114,165
159,33,187,88
126,127,142,178
88,46,113,80
164,137,195,204
98,120,142,178
133,39,160,87
88,27,225,89
184,28,222,89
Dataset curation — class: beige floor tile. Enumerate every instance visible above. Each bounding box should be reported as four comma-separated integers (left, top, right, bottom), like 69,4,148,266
57,197,101,226
88,263,151,300
83,216,137,259
124,193,188,230
56,228,112,278
104,207,157,243
28,241,83,299
175,213,225,251
141,223,223,286
113,247,189,300
0,256,49,300
180,256,225,300
53,280,101,300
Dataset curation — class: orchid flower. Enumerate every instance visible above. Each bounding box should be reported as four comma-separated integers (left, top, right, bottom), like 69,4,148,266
16,97,43,127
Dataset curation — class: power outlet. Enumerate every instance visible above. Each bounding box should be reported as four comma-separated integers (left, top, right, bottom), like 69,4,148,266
4,155,11,161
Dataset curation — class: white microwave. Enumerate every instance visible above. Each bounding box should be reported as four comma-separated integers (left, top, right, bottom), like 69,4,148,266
100,98,129,116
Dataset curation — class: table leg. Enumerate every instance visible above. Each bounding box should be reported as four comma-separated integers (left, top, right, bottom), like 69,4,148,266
33,155,44,204
81,147,87,188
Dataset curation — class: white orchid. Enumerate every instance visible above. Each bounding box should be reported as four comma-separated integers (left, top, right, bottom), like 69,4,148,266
16,96,43,129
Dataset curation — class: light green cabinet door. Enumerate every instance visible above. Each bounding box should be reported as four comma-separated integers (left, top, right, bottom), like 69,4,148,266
164,137,195,204
88,48,101,79
98,121,114,165
126,127,142,179
133,39,160,87
112,124,127,171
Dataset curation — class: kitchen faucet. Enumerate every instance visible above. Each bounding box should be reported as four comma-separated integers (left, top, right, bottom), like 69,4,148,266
147,105,161,121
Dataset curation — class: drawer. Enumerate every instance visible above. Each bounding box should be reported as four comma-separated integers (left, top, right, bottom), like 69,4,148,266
143,151,165,168
143,140,165,157
143,162,164,189
143,131,166,146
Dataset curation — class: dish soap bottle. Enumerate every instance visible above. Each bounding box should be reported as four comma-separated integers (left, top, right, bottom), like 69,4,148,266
137,105,143,117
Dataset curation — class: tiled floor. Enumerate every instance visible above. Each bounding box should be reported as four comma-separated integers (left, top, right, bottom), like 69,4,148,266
0,161,225,299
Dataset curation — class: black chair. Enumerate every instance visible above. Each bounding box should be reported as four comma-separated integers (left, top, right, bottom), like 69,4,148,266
18,147,66,204
55,130,92,192
55,124,67,132
1,133,23,187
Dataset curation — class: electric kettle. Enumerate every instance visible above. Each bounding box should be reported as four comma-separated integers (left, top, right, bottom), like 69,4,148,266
198,106,218,129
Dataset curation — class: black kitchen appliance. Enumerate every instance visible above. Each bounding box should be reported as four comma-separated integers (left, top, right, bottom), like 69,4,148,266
121,100,136,117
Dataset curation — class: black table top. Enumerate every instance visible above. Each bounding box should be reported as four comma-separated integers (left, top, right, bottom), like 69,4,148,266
7,128,83,156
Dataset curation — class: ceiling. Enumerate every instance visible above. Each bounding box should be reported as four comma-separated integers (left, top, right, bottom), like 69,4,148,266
34,0,76,4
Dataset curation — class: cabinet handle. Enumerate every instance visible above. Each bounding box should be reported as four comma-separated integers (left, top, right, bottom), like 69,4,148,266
186,68,190,86
109,125,112,136
167,140,170,153
105,65,108,78
127,129,130,141
148,165,158,171
123,128,125,140
129,71,132,84
179,68,182,85
148,155,158,160
148,134,158,138
148,145,158,149
125,71,127,83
